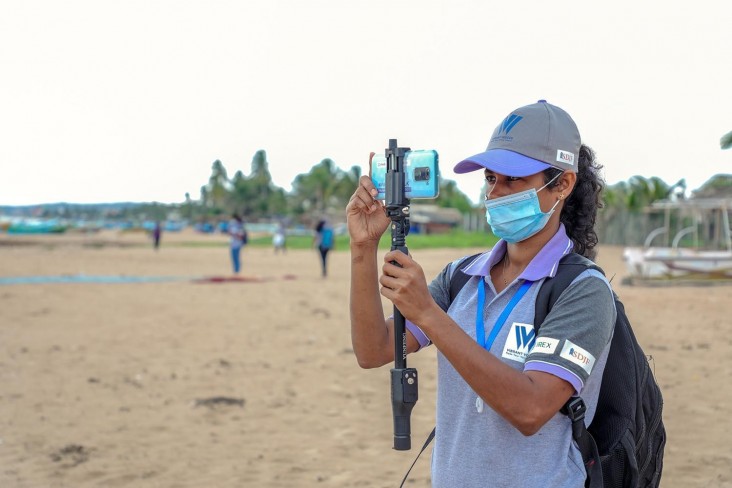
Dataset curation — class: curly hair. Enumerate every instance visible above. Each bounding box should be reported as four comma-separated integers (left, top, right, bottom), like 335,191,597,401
544,144,605,260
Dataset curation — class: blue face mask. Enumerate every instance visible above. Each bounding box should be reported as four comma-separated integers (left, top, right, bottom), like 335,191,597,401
484,176,561,243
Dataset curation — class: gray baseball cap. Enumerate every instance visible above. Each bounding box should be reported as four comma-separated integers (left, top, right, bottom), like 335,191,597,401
454,100,581,176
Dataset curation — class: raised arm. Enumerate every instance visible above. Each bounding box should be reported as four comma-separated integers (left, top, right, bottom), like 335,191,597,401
347,173,420,368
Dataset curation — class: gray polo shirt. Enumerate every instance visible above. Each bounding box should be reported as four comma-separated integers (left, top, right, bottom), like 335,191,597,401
406,225,615,488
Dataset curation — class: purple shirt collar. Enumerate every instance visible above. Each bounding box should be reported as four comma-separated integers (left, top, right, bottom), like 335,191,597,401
462,224,574,280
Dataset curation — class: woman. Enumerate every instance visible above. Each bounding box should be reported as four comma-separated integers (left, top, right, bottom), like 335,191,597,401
347,101,615,487
273,222,287,254
313,219,334,277
228,213,246,274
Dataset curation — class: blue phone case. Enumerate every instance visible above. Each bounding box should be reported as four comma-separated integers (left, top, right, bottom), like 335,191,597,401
405,150,440,199
370,153,388,200
370,150,439,200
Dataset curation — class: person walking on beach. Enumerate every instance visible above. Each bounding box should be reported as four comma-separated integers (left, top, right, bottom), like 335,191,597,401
152,221,162,250
347,100,615,487
273,223,287,254
228,213,247,274
313,219,334,277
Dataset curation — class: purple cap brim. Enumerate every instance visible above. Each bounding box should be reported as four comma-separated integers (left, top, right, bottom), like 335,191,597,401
453,148,552,177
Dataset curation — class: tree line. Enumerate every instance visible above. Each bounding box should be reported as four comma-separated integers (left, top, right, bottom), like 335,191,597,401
189,149,731,244
33,147,731,247
187,150,475,224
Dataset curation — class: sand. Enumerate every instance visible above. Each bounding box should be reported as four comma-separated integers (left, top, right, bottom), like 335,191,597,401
1,229,731,487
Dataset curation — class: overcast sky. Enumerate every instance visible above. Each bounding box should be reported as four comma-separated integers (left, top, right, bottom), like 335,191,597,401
1,0,730,206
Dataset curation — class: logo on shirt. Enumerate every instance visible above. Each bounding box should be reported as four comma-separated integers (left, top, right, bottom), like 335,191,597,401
502,322,536,363
560,340,596,374
533,337,559,354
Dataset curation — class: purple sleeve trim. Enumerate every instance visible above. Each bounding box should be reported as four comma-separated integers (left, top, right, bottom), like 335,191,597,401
524,361,583,394
387,314,431,350
405,319,431,349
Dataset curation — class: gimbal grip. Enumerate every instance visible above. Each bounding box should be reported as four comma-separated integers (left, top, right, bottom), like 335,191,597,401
391,367,418,450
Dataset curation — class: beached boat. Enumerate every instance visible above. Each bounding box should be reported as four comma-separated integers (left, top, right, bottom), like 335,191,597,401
6,219,68,234
622,198,732,284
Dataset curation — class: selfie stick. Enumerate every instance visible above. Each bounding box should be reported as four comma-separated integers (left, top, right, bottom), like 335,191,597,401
385,138,418,451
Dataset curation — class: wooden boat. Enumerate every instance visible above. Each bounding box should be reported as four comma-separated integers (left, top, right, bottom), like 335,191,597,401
6,219,68,234
622,198,732,285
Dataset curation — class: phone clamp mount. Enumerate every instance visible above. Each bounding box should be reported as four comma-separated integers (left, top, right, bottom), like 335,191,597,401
384,138,418,451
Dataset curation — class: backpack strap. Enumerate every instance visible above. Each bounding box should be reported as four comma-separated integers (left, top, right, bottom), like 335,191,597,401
448,252,483,303
563,398,603,488
534,253,602,332
536,252,604,488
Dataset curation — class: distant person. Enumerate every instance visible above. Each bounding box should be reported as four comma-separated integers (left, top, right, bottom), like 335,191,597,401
273,223,287,254
228,214,248,274
152,221,162,250
313,219,334,277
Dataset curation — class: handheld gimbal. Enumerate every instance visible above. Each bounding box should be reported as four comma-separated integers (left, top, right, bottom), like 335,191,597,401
384,138,418,451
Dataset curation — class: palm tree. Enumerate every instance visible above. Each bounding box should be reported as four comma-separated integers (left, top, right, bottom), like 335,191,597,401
626,176,671,212
721,130,732,150
227,150,289,219
206,160,230,211
291,158,346,215
230,170,253,216
599,176,674,245
436,179,475,213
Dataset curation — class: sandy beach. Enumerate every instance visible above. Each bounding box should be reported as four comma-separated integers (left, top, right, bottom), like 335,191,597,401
1,229,731,487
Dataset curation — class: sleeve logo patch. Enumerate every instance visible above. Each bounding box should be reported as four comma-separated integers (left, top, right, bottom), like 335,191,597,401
532,337,559,354
501,322,535,363
560,340,595,374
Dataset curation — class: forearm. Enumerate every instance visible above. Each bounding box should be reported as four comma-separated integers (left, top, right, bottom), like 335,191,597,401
419,311,572,434
349,242,391,368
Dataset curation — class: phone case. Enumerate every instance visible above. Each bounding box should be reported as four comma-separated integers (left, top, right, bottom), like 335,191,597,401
404,150,439,199
370,150,439,200
370,154,388,200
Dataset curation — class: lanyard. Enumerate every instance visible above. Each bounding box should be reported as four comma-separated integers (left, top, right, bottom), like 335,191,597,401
475,279,533,351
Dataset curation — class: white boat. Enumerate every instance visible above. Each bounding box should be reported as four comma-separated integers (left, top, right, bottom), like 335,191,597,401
622,198,732,284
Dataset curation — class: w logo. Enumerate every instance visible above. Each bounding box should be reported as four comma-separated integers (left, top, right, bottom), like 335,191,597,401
515,325,536,351
499,114,523,134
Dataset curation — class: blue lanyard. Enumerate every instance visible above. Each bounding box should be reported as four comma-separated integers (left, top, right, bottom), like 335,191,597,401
475,279,533,351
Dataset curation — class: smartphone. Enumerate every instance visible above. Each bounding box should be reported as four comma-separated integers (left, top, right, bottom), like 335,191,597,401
370,149,439,200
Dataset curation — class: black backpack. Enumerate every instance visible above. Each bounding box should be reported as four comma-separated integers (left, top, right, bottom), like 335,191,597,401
440,252,666,488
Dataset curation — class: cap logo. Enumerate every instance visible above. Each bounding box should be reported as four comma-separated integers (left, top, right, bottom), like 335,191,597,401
556,150,575,166
499,114,523,135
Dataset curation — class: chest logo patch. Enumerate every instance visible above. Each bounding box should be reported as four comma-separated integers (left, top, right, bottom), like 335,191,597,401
560,340,596,374
502,322,536,363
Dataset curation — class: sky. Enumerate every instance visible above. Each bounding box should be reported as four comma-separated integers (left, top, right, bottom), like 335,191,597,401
1,0,731,206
